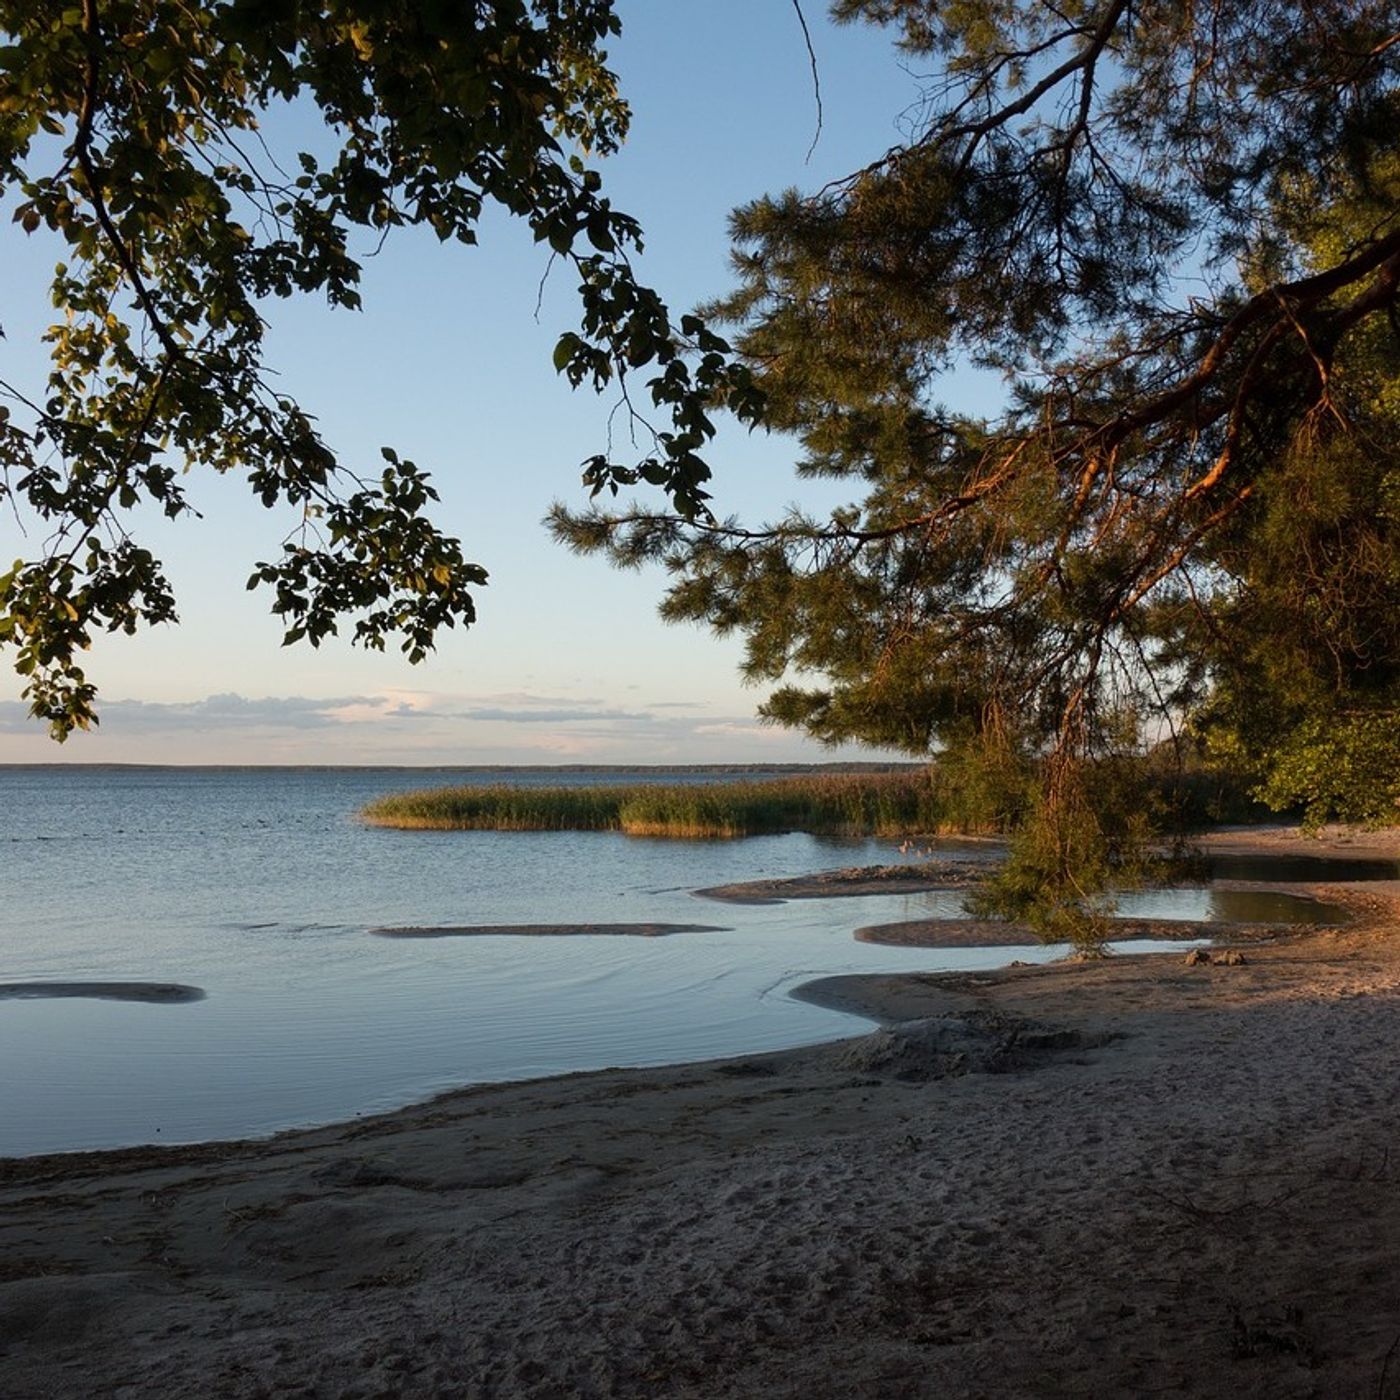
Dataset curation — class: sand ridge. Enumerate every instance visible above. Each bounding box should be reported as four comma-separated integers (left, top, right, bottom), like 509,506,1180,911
370,922,730,938
3,826,1400,1397
693,857,989,904
850,913,1340,949
0,982,205,1003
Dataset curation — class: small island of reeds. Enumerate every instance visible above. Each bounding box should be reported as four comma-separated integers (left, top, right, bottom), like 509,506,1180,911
361,771,961,839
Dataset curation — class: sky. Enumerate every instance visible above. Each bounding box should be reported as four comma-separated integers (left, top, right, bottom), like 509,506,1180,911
0,3,995,766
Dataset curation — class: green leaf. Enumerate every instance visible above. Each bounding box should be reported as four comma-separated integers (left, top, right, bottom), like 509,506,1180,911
553,332,580,371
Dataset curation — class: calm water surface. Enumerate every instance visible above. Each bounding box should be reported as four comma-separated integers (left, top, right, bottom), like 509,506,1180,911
0,767,1338,1156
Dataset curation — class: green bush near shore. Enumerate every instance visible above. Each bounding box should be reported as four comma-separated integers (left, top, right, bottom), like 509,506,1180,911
361,772,961,838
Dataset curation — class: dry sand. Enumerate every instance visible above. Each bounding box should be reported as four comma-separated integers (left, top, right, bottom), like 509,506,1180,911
4,826,1400,1398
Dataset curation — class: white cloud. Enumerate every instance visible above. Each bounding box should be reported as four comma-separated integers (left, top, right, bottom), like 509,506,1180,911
0,689,902,766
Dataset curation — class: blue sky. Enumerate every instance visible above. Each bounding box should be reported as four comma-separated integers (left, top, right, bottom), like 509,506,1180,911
0,3,993,765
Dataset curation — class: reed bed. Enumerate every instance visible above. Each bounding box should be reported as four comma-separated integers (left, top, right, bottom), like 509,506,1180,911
362,759,1266,841
361,772,953,838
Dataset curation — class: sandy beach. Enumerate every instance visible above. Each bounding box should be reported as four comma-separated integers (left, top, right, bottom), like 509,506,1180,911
4,825,1400,1398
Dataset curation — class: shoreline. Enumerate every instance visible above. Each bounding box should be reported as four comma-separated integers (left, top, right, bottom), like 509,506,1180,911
5,824,1400,1396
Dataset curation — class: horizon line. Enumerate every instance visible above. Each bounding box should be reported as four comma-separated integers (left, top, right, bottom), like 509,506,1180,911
0,760,925,773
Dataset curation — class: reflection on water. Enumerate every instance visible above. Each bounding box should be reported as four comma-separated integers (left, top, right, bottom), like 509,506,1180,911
1206,852,1400,884
1114,887,1349,925
849,885,1345,927
0,768,1374,1156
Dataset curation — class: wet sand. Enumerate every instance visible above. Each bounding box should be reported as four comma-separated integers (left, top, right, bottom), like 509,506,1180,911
3,825,1400,1398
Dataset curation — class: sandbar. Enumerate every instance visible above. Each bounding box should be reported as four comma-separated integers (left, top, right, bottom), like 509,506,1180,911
694,857,988,903
852,914,1339,949
0,981,205,1003
370,921,729,938
4,825,1400,1398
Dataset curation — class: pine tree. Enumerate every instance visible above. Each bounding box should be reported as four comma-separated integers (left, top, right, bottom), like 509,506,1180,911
554,0,1400,933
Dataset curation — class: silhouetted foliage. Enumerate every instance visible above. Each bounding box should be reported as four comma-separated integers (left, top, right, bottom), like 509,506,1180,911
554,0,1400,939
0,0,760,736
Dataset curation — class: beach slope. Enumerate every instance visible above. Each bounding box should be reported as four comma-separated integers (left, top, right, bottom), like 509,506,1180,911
2,827,1399,1398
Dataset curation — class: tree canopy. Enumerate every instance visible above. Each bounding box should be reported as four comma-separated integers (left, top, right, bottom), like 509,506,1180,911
555,0,1400,843
0,0,759,738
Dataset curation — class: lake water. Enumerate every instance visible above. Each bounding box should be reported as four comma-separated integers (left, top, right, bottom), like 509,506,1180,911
0,767,1344,1157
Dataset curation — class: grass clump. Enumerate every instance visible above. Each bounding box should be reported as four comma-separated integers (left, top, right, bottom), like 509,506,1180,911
362,771,959,838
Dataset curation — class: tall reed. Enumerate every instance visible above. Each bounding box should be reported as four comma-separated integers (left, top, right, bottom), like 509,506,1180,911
363,758,1265,841
362,771,966,838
